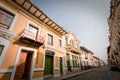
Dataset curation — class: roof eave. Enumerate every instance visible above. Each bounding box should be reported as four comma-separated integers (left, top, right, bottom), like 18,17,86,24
7,0,67,35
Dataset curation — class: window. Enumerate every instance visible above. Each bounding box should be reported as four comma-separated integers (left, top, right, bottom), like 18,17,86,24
74,43,78,48
72,55,75,67
47,34,53,46
77,44,79,49
58,39,62,47
76,56,79,67
65,38,68,44
75,56,77,67
0,45,4,56
75,44,78,48
70,40,74,46
28,24,38,38
0,8,14,29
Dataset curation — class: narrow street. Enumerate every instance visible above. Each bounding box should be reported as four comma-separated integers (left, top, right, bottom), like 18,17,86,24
0,0,120,80
65,66,120,80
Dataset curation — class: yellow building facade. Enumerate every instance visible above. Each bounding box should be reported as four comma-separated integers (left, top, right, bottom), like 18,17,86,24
0,0,67,80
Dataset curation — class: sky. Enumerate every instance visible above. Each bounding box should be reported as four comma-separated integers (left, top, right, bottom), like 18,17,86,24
30,0,110,63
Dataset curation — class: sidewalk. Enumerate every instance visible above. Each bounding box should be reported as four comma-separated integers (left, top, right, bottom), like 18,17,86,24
45,69,95,80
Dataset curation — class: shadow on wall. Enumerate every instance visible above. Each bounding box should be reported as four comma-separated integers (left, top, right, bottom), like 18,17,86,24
1,52,33,80
0,61,31,80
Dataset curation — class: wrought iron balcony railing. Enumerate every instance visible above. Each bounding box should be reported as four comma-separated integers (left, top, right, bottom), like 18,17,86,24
65,44,80,54
16,29,44,47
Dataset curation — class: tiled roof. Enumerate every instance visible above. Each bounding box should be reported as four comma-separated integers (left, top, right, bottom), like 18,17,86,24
8,0,67,35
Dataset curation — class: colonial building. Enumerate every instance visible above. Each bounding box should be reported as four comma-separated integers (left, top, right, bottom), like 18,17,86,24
99,59,105,67
80,46,89,70
107,0,120,69
64,32,81,73
0,0,67,80
80,46,95,70
87,50,94,69
93,56,100,68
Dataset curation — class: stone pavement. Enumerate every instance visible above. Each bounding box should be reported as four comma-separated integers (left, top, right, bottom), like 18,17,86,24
45,65,120,80
61,65,120,80
67,65,110,80
44,69,94,80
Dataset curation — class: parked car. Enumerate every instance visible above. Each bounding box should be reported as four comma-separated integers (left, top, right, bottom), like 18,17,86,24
110,63,119,71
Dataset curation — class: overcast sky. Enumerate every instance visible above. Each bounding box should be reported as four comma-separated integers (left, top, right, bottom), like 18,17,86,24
30,0,110,63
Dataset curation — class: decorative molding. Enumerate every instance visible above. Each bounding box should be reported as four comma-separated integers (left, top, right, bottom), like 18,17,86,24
33,77,43,80
34,68,44,71
0,27,16,41
45,45,65,53
0,3,18,41
0,69,13,73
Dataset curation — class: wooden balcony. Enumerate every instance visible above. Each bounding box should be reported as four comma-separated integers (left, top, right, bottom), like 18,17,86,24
65,44,80,54
16,29,44,47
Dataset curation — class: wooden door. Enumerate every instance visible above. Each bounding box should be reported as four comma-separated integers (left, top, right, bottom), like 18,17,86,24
66,54,71,71
44,55,53,75
14,51,33,80
14,51,27,80
22,52,33,79
59,57,63,74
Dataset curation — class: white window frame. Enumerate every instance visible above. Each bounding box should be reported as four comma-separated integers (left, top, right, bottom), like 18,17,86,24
0,44,4,56
0,38,10,66
46,32,55,47
26,21,41,36
0,3,18,31
0,3,18,66
58,38,62,47
25,21,42,43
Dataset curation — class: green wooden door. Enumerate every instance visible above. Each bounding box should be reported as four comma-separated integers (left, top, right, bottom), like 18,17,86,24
59,57,63,74
44,56,53,75
66,54,71,71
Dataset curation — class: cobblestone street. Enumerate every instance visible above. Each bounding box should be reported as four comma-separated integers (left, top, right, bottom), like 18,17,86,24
65,66,120,80
0,0,120,80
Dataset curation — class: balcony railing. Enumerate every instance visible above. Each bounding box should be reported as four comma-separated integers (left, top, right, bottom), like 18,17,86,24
65,44,80,54
16,29,44,47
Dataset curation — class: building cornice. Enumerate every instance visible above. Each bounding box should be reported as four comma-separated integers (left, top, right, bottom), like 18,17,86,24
7,0,67,35
0,27,16,40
